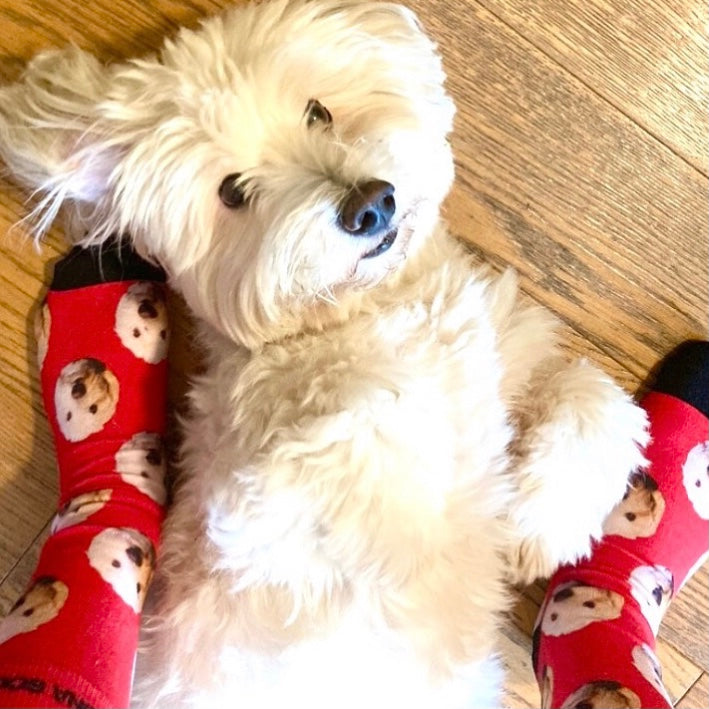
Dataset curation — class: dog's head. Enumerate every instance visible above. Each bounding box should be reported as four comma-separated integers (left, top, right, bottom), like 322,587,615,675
560,681,641,709
629,564,673,635
602,471,666,539
115,282,169,364
0,0,455,346
539,581,624,636
115,432,168,504
54,358,120,442
87,527,157,613
0,576,69,644
683,440,709,519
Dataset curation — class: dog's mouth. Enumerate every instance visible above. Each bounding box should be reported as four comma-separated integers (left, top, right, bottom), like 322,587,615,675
361,228,398,259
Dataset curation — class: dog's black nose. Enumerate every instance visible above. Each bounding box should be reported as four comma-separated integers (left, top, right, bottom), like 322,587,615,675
339,180,395,236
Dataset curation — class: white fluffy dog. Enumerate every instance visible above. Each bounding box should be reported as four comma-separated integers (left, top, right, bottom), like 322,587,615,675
0,1,649,706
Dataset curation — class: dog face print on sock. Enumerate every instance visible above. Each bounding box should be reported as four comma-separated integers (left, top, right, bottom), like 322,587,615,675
51,489,113,533
115,282,169,364
87,528,156,612
631,643,672,706
603,472,666,539
0,576,69,644
115,433,167,504
561,681,640,709
539,582,624,636
540,665,554,709
629,565,673,636
682,441,709,519
54,358,120,442
34,300,51,370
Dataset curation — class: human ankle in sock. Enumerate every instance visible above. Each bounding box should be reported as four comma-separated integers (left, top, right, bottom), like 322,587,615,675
0,242,169,708
533,340,709,709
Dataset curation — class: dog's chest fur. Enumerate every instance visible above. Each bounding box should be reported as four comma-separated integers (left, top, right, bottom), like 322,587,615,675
189,234,513,541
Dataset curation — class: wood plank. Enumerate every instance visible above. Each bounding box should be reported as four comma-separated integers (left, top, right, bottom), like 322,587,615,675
408,0,708,379
660,561,709,672
476,0,709,174
0,0,227,70
657,643,705,706
465,248,648,393
499,611,543,708
0,522,51,614
677,673,709,709
0,217,62,581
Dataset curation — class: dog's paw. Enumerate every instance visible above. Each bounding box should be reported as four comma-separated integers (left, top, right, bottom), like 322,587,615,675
507,360,649,583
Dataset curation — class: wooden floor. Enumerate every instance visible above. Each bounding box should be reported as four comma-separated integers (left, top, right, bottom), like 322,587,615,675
0,0,707,706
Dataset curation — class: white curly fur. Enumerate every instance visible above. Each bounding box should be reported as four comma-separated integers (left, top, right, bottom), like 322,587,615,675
0,1,649,707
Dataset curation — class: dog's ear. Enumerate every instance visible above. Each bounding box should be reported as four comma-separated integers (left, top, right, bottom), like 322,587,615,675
0,47,119,238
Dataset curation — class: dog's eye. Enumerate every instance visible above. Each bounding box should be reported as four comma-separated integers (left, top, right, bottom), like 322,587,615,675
305,99,332,128
219,173,246,208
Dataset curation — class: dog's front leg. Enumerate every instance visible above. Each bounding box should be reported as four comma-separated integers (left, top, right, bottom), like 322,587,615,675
504,358,650,585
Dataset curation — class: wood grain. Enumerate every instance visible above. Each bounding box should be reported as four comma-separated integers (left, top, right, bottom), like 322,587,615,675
408,0,708,379
677,672,709,709
0,218,61,582
0,0,707,707
0,522,50,616
661,561,709,671
477,0,709,175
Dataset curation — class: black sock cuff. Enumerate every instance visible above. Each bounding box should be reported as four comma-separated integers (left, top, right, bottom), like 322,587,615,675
651,340,709,419
50,240,166,291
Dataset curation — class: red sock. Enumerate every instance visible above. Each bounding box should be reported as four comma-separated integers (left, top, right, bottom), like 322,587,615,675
0,245,168,709
533,342,709,708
